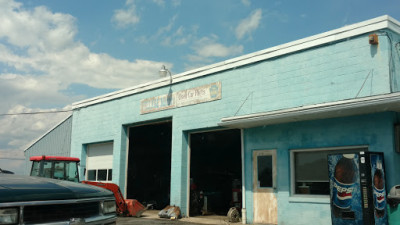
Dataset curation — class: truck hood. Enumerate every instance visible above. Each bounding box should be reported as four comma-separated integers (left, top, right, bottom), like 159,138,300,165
0,174,114,203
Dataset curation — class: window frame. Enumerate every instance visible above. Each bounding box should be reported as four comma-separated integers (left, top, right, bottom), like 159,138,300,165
30,161,40,176
86,168,112,182
253,150,277,192
87,169,97,181
85,141,114,182
290,145,368,198
97,169,108,181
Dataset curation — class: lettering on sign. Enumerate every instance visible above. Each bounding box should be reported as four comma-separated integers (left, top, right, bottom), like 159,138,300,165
140,82,221,114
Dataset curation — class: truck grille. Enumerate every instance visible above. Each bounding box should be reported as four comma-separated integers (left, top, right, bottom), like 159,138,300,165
23,202,100,223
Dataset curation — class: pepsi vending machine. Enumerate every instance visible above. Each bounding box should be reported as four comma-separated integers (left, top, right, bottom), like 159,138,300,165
328,152,388,225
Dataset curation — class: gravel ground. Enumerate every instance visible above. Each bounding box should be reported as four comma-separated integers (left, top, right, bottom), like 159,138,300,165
116,210,235,225
117,217,210,225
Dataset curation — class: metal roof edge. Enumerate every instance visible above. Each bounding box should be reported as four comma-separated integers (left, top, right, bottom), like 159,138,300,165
24,114,72,152
387,15,400,33
72,15,400,109
218,92,400,128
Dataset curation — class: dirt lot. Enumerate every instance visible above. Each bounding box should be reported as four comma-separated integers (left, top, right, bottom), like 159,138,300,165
117,216,202,225
116,210,236,225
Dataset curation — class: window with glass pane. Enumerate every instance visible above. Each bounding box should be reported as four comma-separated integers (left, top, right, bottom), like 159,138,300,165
97,169,107,181
88,170,97,181
54,162,65,179
293,147,366,195
43,162,52,178
30,161,40,176
108,169,112,181
257,155,273,188
66,162,79,182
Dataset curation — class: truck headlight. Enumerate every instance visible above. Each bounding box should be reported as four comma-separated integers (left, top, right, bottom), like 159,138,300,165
0,208,18,224
102,201,116,214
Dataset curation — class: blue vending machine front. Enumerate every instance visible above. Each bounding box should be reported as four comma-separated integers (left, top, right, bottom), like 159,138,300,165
369,153,388,225
328,152,388,225
328,153,364,224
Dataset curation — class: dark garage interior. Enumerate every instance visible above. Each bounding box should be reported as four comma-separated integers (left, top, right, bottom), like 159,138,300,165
189,129,242,216
127,121,172,210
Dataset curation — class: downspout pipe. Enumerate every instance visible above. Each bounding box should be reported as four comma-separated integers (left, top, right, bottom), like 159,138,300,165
241,129,246,224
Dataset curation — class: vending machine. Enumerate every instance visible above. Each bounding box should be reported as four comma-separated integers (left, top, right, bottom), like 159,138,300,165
328,152,388,225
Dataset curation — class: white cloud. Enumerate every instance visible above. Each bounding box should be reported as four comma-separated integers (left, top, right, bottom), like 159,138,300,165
1,38,163,90
172,0,181,7
152,0,181,7
241,0,251,6
0,105,71,148
151,15,194,47
0,73,75,112
0,105,71,175
0,5,76,52
188,35,243,64
0,0,168,171
112,0,140,28
0,0,165,90
195,42,243,58
235,9,262,40
161,26,192,47
152,0,165,7
135,35,150,44
157,14,178,36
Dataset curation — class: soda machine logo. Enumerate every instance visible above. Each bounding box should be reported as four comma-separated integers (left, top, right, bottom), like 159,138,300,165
333,178,355,208
372,158,386,219
373,187,385,207
333,178,355,201
331,154,357,218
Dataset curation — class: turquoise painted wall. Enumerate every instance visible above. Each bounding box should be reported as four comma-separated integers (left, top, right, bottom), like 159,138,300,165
388,30,400,91
70,30,398,219
244,112,400,224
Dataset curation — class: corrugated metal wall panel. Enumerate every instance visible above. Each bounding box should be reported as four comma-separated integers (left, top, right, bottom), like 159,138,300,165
23,116,73,175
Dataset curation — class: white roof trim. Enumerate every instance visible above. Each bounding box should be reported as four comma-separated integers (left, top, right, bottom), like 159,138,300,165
218,93,400,128
73,15,400,109
24,114,72,152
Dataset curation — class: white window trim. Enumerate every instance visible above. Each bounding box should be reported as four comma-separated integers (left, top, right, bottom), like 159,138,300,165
289,145,368,202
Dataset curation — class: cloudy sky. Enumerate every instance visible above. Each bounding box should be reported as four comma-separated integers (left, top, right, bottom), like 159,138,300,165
1,0,399,174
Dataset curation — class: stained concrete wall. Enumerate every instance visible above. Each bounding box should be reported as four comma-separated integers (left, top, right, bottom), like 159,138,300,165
243,112,400,224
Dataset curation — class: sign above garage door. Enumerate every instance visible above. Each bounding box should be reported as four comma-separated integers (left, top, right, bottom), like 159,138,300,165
140,82,221,114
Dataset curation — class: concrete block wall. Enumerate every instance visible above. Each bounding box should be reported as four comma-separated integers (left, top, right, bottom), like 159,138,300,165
70,31,395,217
243,112,400,224
253,35,390,114
388,30,400,91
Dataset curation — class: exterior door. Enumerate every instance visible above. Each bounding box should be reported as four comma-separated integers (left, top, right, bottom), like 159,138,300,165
86,142,113,182
253,150,278,224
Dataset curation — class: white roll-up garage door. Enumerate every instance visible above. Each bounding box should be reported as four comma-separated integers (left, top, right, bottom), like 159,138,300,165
86,142,113,182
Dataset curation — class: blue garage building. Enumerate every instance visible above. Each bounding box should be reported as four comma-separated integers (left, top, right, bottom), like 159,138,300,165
28,15,400,224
